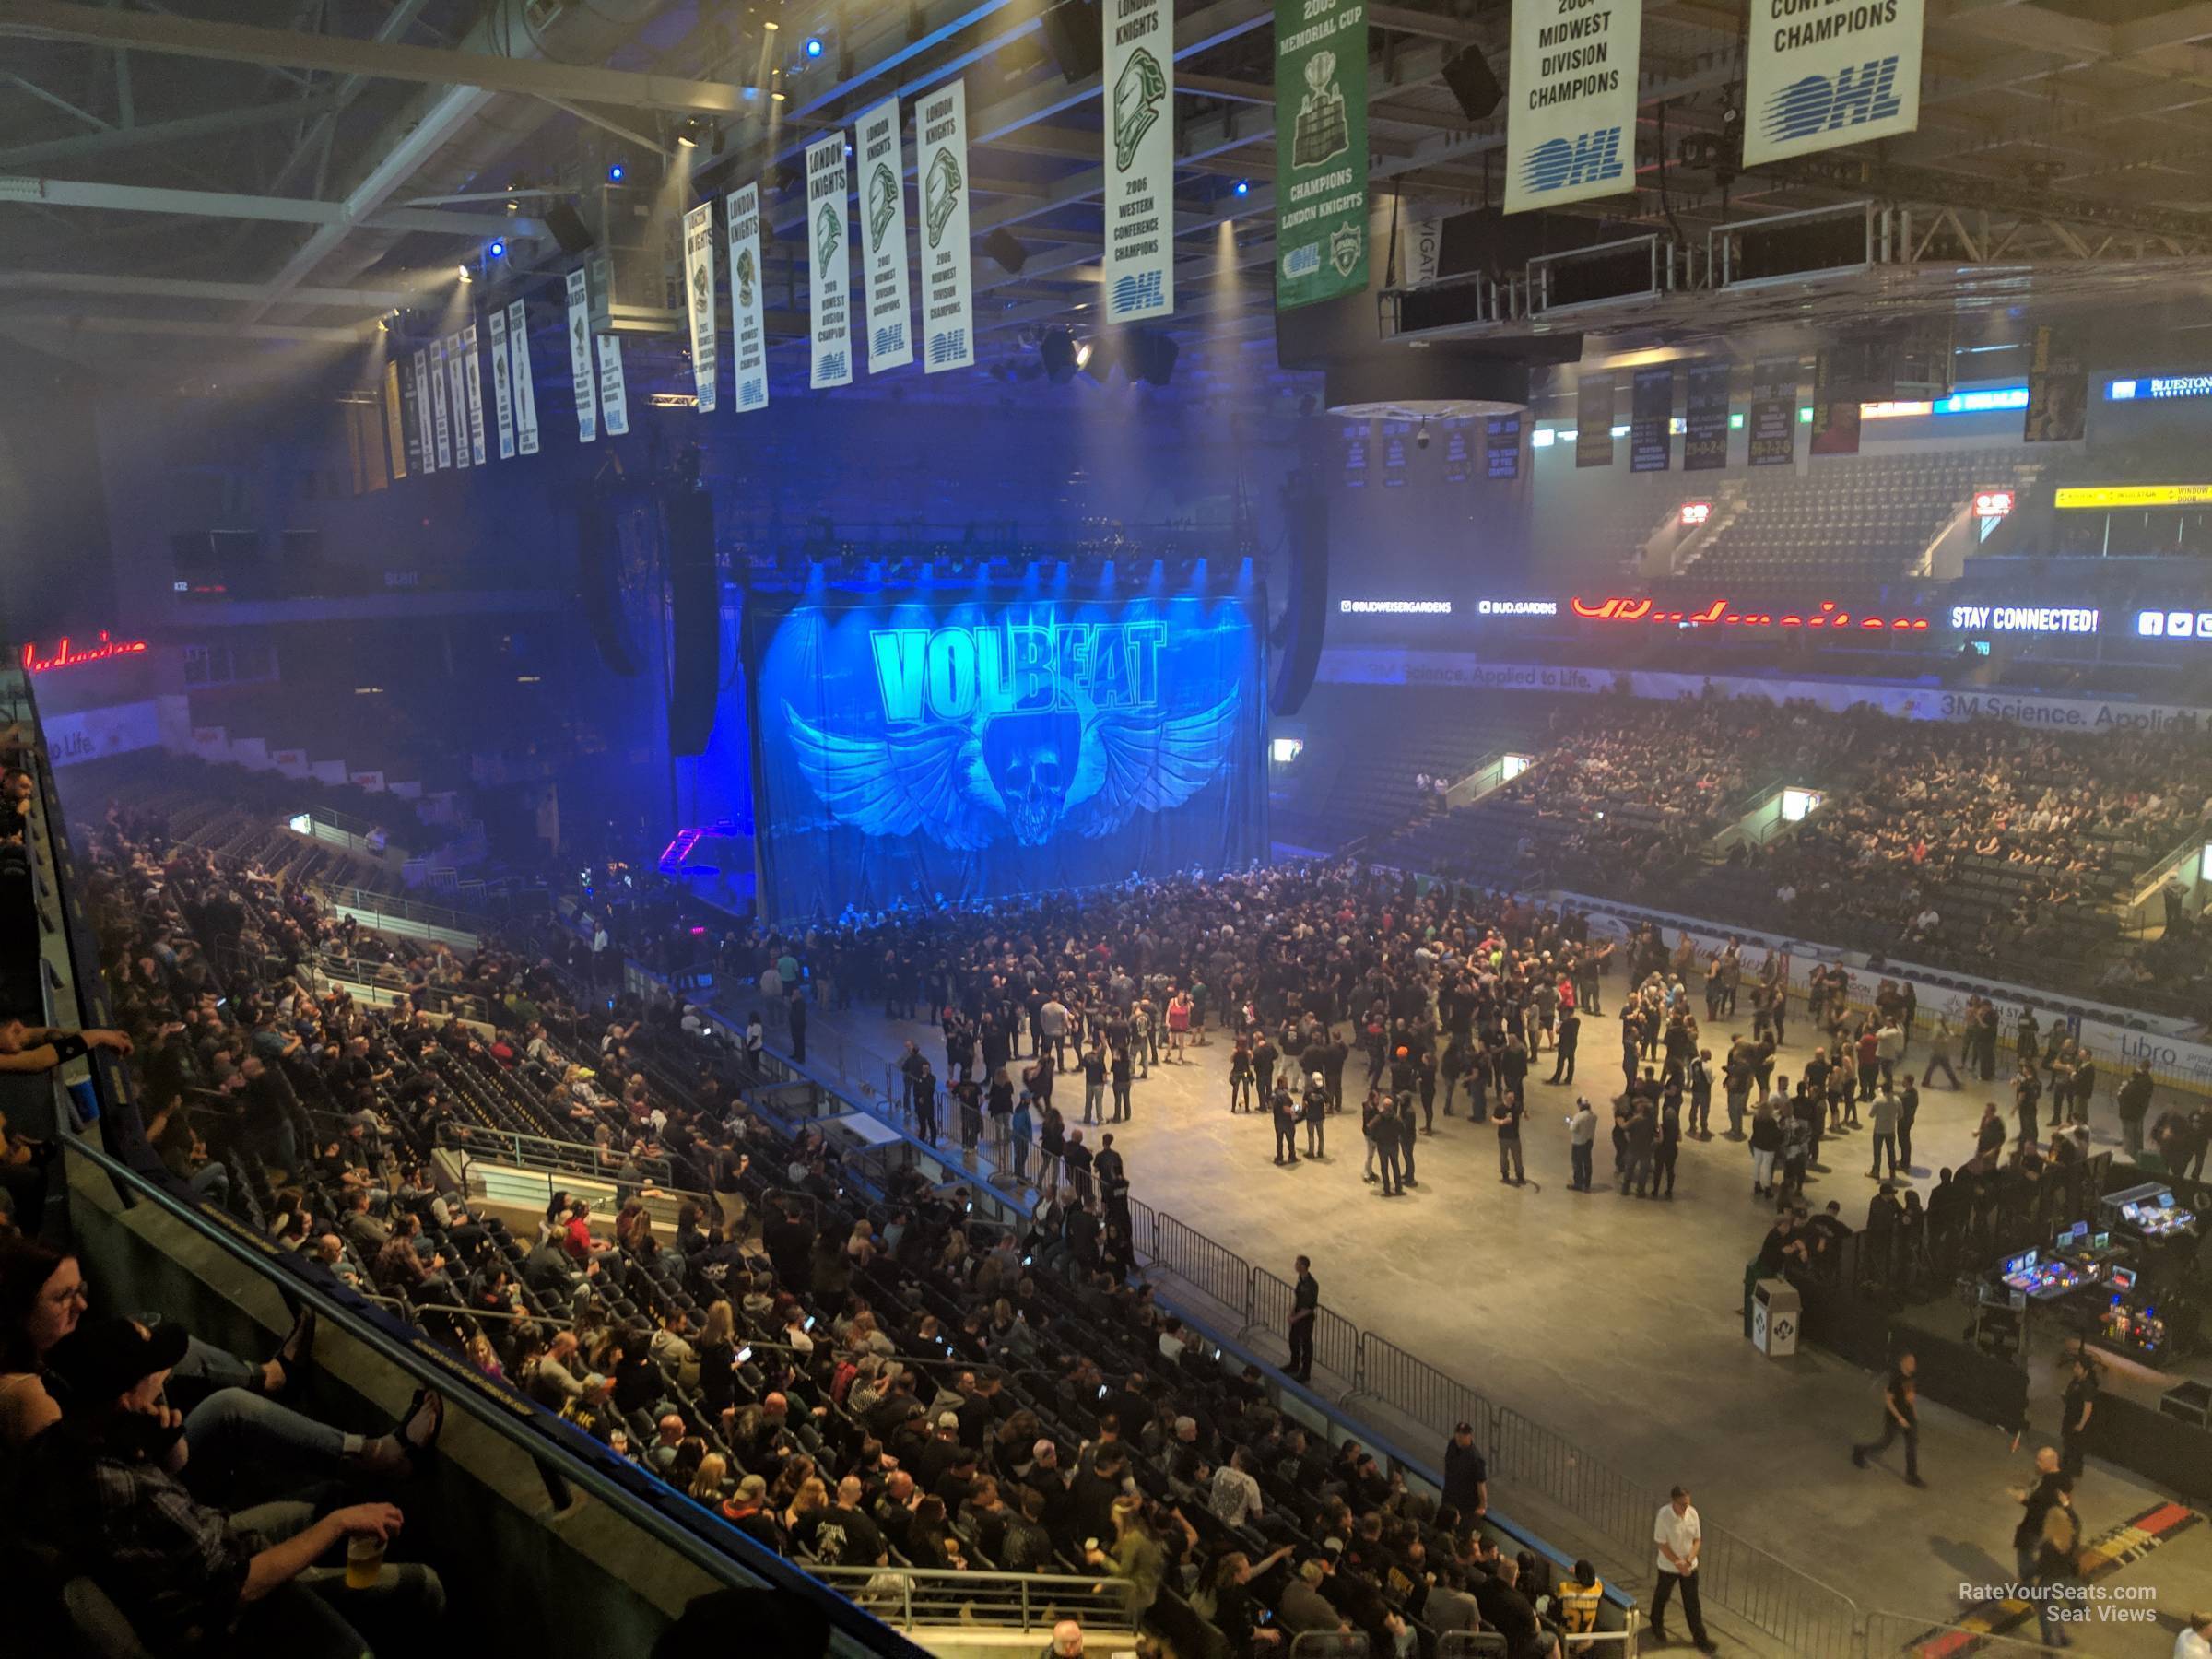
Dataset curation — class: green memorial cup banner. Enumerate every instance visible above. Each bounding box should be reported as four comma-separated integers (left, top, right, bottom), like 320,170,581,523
1275,0,1368,312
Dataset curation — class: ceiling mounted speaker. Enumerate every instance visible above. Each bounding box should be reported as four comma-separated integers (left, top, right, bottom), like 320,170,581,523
1440,47,1504,122
983,228,1028,274
544,202,594,254
1039,0,1102,84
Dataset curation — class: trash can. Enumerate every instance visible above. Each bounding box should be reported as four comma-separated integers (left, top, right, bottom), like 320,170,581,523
1752,1278,1800,1358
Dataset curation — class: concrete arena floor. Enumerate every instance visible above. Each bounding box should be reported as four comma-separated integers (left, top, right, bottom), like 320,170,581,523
791,988,2212,1656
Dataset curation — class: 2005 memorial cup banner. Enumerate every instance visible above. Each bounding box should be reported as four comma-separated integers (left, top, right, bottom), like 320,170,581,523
806,133,854,389
1275,0,1368,311
1506,0,1641,213
724,184,770,410
1105,0,1175,321
682,200,720,412
1742,0,1923,167
855,100,915,371
916,82,975,372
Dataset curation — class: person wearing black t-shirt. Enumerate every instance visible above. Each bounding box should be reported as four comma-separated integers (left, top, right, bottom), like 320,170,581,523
2060,1354,2100,1479
1851,1352,1924,1487
1288,1256,1319,1382
2007,1445,2064,1583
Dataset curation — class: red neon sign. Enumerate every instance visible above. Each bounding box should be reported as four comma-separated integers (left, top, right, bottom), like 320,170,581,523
1972,488,2015,518
1679,501,1712,526
18,632,150,673
1569,596,1929,632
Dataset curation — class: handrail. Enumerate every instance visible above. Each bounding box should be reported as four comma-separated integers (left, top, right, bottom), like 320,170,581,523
57,1131,932,1659
317,881,485,936
807,1565,1138,1633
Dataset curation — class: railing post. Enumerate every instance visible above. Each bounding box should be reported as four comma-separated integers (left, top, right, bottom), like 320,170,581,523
1242,1263,1256,1324
1352,1331,1365,1394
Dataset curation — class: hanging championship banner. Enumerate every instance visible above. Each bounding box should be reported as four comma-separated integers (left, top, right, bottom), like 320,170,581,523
806,133,854,388
725,184,770,409
1275,0,1369,311
1381,421,1410,487
1684,358,1731,470
566,268,598,443
1575,371,1615,468
681,200,721,412
1485,415,1522,479
916,82,974,371
411,349,437,473
1344,423,1370,488
461,324,488,465
1442,420,1471,482
1810,349,1861,456
2024,324,2088,443
855,100,914,371
443,334,469,468
1748,354,1799,465
1630,365,1673,472
1505,0,1640,214
506,300,539,455
488,309,516,460
1743,0,1923,168
428,337,454,468
1105,0,1175,321
596,335,629,437
382,360,407,481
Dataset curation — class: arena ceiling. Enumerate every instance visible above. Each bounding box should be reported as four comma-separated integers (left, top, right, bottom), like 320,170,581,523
5,0,2212,382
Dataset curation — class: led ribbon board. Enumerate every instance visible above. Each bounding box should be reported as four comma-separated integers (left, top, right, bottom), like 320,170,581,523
2056,485,2212,509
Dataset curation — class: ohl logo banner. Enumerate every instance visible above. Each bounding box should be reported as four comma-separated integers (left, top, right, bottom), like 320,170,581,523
1743,0,1922,166
747,591,1266,920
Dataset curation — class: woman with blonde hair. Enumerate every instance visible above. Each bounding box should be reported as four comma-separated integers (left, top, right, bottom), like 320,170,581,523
782,1474,829,1536
688,1451,729,1505
1084,1494,1170,1619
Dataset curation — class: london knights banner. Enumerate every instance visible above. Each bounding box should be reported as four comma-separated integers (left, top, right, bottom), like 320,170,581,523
1743,0,1923,168
855,99,915,371
682,200,719,412
487,308,515,460
1505,0,1641,213
443,332,469,468
806,133,854,389
428,336,453,468
916,81,974,371
460,323,488,465
744,587,1268,922
1275,0,1368,311
506,299,540,455
724,184,770,410
565,268,598,443
1104,0,1174,322
411,348,437,472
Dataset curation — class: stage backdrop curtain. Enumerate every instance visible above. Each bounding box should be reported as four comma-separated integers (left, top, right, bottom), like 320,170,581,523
745,587,1268,922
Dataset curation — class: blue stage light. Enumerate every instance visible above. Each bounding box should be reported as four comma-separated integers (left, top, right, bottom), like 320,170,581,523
1232,179,1250,195
607,161,626,182
488,240,506,259
805,36,824,57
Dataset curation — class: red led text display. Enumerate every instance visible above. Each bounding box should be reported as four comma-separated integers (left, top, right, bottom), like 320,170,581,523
18,633,151,673
1569,596,1930,631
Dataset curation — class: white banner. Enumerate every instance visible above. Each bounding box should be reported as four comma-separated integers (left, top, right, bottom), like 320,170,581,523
855,99,914,371
428,336,454,467
507,299,539,454
1504,0,1641,213
411,349,437,472
1406,213,1443,286
725,184,770,411
806,132,854,388
596,334,629,436
461,324,488,464
1104,0,1174,321
45,700,162,766
443,333,470,468
1743,0,1923,167
916,80,974,371
382,361,406,480
566,267,598,443
682,199,720,412
488,308,516,460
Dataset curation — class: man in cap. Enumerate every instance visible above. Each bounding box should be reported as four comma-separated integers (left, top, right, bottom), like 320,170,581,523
22,1314,442,1654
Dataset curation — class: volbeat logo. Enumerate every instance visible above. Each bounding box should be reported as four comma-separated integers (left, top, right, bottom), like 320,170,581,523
1763,57,1903,146
1521,126,1624,194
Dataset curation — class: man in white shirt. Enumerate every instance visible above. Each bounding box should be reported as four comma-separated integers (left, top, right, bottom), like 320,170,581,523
1209,1447,1265,1529
2174,1610,2212,1659
1652,1486,1714,1651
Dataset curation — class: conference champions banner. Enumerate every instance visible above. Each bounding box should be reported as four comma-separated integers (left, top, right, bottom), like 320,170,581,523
1105,0,1174,321
2025,323,2088,443
1505,0,1641,213
596,333,630,437
1630,364,1673,472
566,268,598,443
443,333,469,468
428,336,453,468
917,82,974,371
1748,354,1797,465
461,324,488,465
411,349,437,472
682,200,720,412
1275,0,1369,311
744,588,1267,921
1743,0,1923,167
806,133,854,389
725,184,770,409
1684,358,1730,470
488,308,515,460
1575,371,1614,467
856,99,914,371
382,361,408,480
506,299,540,454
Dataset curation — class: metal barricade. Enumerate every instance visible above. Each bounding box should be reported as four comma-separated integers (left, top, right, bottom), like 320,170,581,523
1355,1334,1492,1446
1152,1212,1254,1320
807,1567,1136,1635
1488,1406,1653,1560
1693,1526,1863,1659
1434,1635,1508,1659
1252,1266,1359,1382
1859,1609,2048,1657
1288,1633,1371,1659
